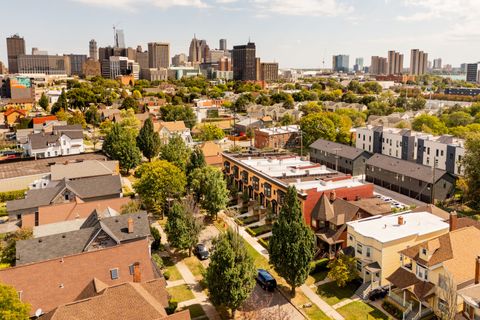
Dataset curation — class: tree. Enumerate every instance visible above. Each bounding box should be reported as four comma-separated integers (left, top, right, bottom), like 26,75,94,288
436,272,457,320
137,117,161,161
120,200,141,214
55,108,70,121
269,186,315,296
51,89,67,114
462,133,480,209
190,166,229,219
299,112,336,146
68,110,87,128
300,102,323,115
159,104,196,129
134,160,186,218
205,228,256,318
280,114,295,126
132,89,142,99
187,147,206,179
165,196,203,256
1,228,33,265
85,105,101,126
412,114,448,135
159,134,191,172
150,226,161,251
121,96,139,113
66,87,96,113
0,283,30,320
327,253,358,287
199,124,225,141
38,92,49,110
102,123,142,174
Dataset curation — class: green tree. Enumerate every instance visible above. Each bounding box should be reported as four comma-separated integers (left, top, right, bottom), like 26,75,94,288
102,123,142,173
190,166,229,219
55,108,70,122
120,200,141,214
300,102,323,115
165,197,203,256
0,283,30,320
1,228,33,265
205,228,256,318
51,89,68,115
462,133,480,209
66,87,96,112
132,90,142,99
269,186,315,296
85,105,101,126
134,160,186,218
67,110,87,128
412,114,448,135
137,117,161,161
159,134,191,172
199,124,225,141
327,253,359,287
300,112,336,146
38,92,49,110
187,147,206,179
150,226,161,251
280,114,294,126
159,105,196,129
121,96,139,113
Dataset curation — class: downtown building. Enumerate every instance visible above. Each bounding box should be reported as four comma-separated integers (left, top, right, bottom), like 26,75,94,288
260,62,279,81
410,49,428,75
148,42,170,69
6,34,26,74
332,54,349,73
370,56,388,75
387,50,403,75
232,42,257,81
188,36,210,65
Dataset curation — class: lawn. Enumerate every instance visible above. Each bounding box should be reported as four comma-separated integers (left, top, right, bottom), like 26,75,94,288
316,281,360,306
182,303,206,319
167,284,195,303
237,215,260,225
337,301,391,320
306,270,328,286
247,224,272,237
0,203,6,217
183,255,205,281
163,256,183,281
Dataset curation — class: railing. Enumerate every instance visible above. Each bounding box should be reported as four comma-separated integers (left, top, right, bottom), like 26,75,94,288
412,308,432,320
403,304,413,320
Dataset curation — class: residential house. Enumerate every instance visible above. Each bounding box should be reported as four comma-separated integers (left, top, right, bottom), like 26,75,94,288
0,213,155,317
5,108,27,127
49,160,119,181
155,120,193,145
25,125,85,158
365,154,456,203
100,108,120,122
254,125,300,149
199,141,222,167
246,104,303,122
40,279,191,320
234,117,264,135
346,212,450,298
310,139,372,176
323,101,367,113
6,175,123,223
32,115,58,131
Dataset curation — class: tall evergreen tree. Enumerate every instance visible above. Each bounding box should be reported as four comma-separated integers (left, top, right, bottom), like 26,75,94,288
187,147,206,185
102,123,142,174
51,89,67,114
269,186,315,296
206,228,256,318
159,134,191,171
38,92,49,110
137,117,161,161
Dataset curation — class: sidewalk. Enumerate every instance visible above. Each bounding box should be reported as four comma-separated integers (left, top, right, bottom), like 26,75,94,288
219,212,345,320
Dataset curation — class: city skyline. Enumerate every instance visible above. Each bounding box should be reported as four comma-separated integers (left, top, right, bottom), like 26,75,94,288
1,0,479,68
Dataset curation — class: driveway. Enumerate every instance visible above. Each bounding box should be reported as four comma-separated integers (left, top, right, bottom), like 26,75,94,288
197,224,220,268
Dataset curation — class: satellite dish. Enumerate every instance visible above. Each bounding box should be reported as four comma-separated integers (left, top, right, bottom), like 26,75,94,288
35,309,43,317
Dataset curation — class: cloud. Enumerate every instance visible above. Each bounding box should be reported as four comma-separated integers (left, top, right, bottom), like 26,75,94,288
250,0,353,17
73,0,208,9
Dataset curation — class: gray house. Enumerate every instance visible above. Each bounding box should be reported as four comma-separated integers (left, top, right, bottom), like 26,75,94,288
365,154,456,203
309,139,372,176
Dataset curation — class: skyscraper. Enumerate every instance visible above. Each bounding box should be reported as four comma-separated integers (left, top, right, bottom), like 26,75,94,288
219,39,227,51
466,63,479,83
89,39,98,61
188,36,209,64
148,42,170,69
172,54,187,67
353,57,364,72
370,56,388,75
260,62,279,81
410,49,428,75
433,58,442,70
332,55,349,73
387,50,404,75
232,42,256,81
6,34,26,74
115,29,126,48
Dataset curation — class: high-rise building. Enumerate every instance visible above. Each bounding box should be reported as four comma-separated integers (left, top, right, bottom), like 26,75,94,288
219,39,227,51
208,49,226,64
260,62,279,81
370,56,388,75
232,42,256,81
148,42,170,69
66,54,87,76
332,55,349,73
433,58,442,70
115,29,126,48
17,54,71,75
6,34,26,74
387,50,404,75
89,39,98,61
410,49,428,75
172,54,187,67
466,63,479,83
219,56,232,71
460,63,468,73
189,36,209,64
109,56,139,80
135,46,149,78
353,57,364,72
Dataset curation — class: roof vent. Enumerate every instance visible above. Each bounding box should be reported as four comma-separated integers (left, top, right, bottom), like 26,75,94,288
62,235,66,238
38,239,42,243
59,284,64,288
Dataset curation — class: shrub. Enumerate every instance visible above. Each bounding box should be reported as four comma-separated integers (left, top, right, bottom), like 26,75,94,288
0,190,27,202
258,238,269,250
152,253,164,269
382,300,403,319
249,224,273,236
238,215,260,225
163,270,171,280
166,299,178,315
309,258,330,274
150,227,161,251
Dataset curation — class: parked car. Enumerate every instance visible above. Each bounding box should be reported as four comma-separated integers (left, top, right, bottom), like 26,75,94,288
193,244,209,260
368,287,388,301
256,269,277,291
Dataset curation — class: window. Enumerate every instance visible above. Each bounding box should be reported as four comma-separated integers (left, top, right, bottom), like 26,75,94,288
422,248,427,255
441,150,444,156
349,235,353,241
416,264,428,280
264,183,272,198
438,298,447,313
252,177,260,191
129,264,134,275
356,243,363,255
64,194,69,201
366,247,371,258
436,149,439,157
427,147,430,155
356,260,362,272
110,268,119,280
17,291,22,301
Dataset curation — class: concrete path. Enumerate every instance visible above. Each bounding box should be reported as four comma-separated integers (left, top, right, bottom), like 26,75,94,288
331,296,360,310
313,277,334,287
167,279,186,288
257,231,272,239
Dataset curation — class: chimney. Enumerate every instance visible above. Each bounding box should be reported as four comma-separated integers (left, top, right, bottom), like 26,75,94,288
128,217,134,233
398,216,404,225
133,262,141,283
449,211,457,232
475,256,480,285
329,191,336,201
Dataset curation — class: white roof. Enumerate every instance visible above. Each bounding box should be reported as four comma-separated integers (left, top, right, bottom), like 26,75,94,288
33,218,86,238
292,177,364,192
257,125,299,135
347,211,449,243
240,156,334,178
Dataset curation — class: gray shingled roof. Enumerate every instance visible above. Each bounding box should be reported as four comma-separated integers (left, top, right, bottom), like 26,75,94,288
309,139,366,160
16,212,149,265
366,154,448,183
29,133,61,149
50,160,118,181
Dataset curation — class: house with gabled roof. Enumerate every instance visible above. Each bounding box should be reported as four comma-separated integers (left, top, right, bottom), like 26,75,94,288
154,120,193,145
25,124,85,158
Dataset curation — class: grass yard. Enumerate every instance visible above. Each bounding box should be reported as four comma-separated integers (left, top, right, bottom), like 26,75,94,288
183,255,205,281
167,284,195,303
247,224,272,237
306,270,328,286
337,301,391,320
163,256,183,281
182,303,206,319
237,215,260,225
316,281,360,306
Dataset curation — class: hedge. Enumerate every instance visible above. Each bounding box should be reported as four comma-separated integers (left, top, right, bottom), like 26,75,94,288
258,238,269,250
238,215,260,225
382,300,403,319
0,189,27,202
248,224,272,237
309,258,330,275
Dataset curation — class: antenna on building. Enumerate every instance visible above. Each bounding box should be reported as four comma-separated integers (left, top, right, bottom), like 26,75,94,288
113,25,116,47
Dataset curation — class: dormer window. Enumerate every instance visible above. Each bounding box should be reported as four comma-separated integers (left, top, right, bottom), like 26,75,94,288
422,248,427,255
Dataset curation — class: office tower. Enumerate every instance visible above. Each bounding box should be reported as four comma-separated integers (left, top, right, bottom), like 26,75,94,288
208,49,225,63
370,56,388,75
466,63,479,83
148,42,170,69
6,34,26,74
410,49,428,75
17,55,71,75
460,63,468,73
135,46,149,72
232,42,256,81
353,57,364,72
332,55,349,73
109,56,139,80
189,36,210,64
433,58,442,70
387,50,404,75
219,39,227,51
66,54,87,76
255,58,261,81
89,39,98,60
115,29,126,48
260,62,279,81
219,56,232,71
172,54,187,67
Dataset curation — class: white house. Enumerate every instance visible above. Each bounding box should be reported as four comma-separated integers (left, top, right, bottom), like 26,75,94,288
25,125,84,158
154,120,193,145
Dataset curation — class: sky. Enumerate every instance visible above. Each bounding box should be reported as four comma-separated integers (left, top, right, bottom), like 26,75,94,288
1,0,479,69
